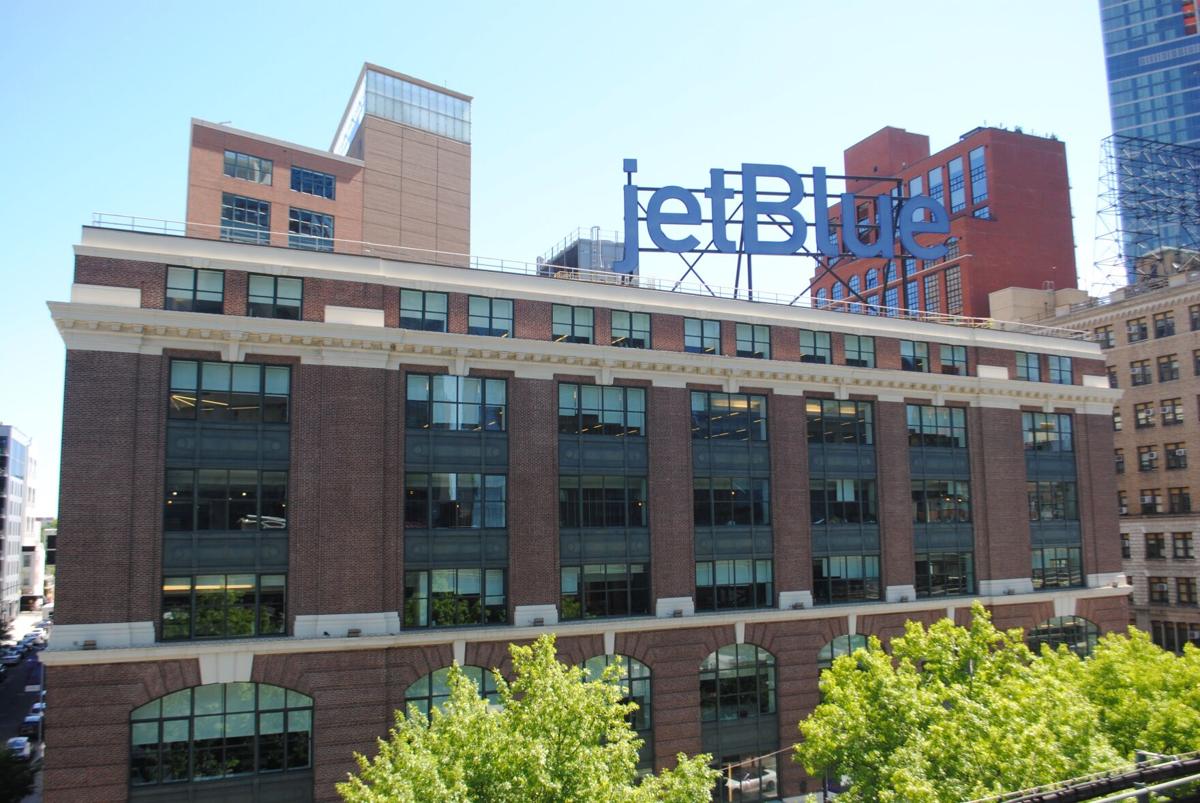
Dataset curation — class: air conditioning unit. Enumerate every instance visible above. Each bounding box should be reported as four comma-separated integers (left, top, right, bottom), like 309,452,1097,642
1176,449,1188,456
1147,452,1159,460
1119,506,1129,514
1141,495,1156,503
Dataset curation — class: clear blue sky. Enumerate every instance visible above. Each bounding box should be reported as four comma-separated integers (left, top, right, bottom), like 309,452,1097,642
0,1,1113,514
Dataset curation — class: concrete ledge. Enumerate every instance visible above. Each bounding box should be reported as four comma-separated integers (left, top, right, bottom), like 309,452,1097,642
70,283,141,307
324,305,385,327
293,611,400,638
1087,571,1128,589
48,621,156,650
979,578,1036,596
885,584,917,604
778,591,813,610
513,604,558,627
976,364,1008,380
655,596,694,618
199,651,254,684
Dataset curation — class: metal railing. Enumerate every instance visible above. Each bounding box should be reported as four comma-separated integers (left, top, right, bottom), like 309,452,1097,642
88,213,1093,341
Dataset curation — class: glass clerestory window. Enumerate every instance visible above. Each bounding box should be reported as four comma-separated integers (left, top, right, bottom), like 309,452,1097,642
400,290,449,332
164,469,288,532
799,330,832,363
735,323,770,359
223,151,273,184
168,361,291,422
287,208,333,252
406,375,506,431
247,275,302,320
806,399,874,445
561,563,650,620
289,166,335,199
558,384,645,436
611,311,650,348
468,297,513,338
912,480,971,523
969,146,987,203
166,266,225,314
130,682,311,786
404,568,506,628
684,317,721,354
553,305,594,344
1022,412,1073,452
690,392,766,441
906,404,967,448
693,477,770,526
695,559,773,611
404,473,506,528
558,476,648,528
404,666,499,717
161,574,286,640
221,194,271,244
948,156,966,213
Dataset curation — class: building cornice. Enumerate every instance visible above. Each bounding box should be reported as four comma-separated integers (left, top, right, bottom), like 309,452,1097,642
1052,283,1200,330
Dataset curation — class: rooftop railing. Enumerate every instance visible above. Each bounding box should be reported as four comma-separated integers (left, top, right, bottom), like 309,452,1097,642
89,213,1093,342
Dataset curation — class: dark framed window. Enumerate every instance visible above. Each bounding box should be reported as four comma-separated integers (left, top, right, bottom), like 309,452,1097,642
911,480,971,523
1174,532,1194,559
941,344,967,375
907,404,967,448
818,635,869,671
467,297,513,337
560,563,650,620
1135,402,1156,428
1192,304,1200,331
690,392,766,441
583,655,651,733
558,475,647,528
693,477,770,526
810,479,877,524
1119,490,1128,514
220,194,271,244
900,340,929,372
1138,445,1158,472
684,318,720,354
1162,398,1185,425
405,375,506,431
735,323,770,359
695,560,773,611
166,266,224,314
1027,617,1097,656
1115,449,1125,474
404,473,506,528
161,574,286,640
1108,366,1119,388
1195,349,1200,376
945,266,963,315
1146,533,1166,559
1114,408,1123,431
699,645,776,721
1154,620,1200,654
223,151,272,184
812,555,881,603
247,275,302,320
799,330,831,364
130,682,311,786
972,205,991,219
1015,352,1041,382
611,311,650,348
1032,547,1083,589
806,399,874,445
1128,317,1148,343
1021,412,1073,452
1095,325,1114,348
928,166,944,207
1158,354,1180,382
287,208,333,251
1179,578,1198,606
1150,577,1170,604
1121,533,1131,558
289,166,335,199
844,335,875,368
553,305,594,344
1131,359,1152,386
1026,481,1078,521
403,568,506,628
404,666,499,717
559,384,645,436
1169,486,1192,514
1142,489,1164,515
1048,355,1073,385
884,286,900,315
923,273,941,313
915,552,974,597
400,289,448,331
168,361,291,423
1154,311,1175,338
947,156,966,213
968,146,987,203
163,469,288,532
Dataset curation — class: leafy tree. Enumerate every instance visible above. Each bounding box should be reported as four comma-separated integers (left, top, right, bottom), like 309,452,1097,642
339,634,717,803
0,751,36,803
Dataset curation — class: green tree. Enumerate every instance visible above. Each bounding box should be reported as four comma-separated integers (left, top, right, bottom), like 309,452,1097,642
0,751,36,803
339,634,717,803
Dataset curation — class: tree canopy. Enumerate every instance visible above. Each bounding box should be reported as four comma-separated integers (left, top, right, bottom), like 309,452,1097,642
339,634,717,803
795,602,1200,803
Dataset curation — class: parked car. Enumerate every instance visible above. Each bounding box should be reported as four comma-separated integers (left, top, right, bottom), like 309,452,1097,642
725,767,778,796
29,701,46,716
6,737,31,761
0,650,22,666
18,713,42,738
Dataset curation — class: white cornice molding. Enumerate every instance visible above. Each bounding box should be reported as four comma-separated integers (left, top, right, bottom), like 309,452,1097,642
48,301,1122,412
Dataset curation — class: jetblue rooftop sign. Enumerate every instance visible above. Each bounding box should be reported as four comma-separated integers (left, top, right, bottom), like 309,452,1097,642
612,159,951,274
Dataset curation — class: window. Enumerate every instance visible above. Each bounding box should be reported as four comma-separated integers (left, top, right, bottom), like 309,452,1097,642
403,568,506,628
699,645,775,722
1026,481,1078,521
969,146,988,203
247,275,302,320
900,340,929,372
220,194,270,244
290,166,335,199
168,361,290,422
1152,620,1200,653
813,555,881,603
406,375,506,431
404,473,507,528
558,476,647,528
1116,448,1126,473
287,208,333,251
163,470,288,532
683,317,721,354
1131,359,1153,386
735,323,770,359
1127,317,1148,343
404,666,498,717
907,404,967,448
400,289,448,331
559,384,645,437
941,344,967,375
945,237,961,261
1016,352,1041,382
1121,533,1131,558
1174,533,1195,559
1146,533,1166,559
1139,445,1159,472
1192,304,1200,331
1032,547,1083,589
166,267,224,315
814,288,828,309
1048,355,1073,385
130,683,310,786
865,268,879,289
1194,348,1200,376
1162,398,1185,425
807,399,874,445
1167,443,1188,470
818,635,869,671
561,563,650,620
905,281,919,312
1022,412,1074,452
972,206,991,219
223,150,272,184
695,560,773,611
945,266,963,315
1141,488,1164,514
844,335,875,368
611,311,650,349
810,479,877,524
928,166,944,207
553,305,594,344
948,156,966,213
1108,366,1119,388
582,655,651,734
923,273,941,313
1150,577,1170,604
1027,617,1098,657
468,297,513,338
884,286,900,315
690,392,766,441
915,552,974,597
886,262,898,283
1135,402,1156,428
1158,354,1180,382
161,575,286,640
911,480,971,523
693,477,770,526
799,330,832,364
1095,325,1115,348
1119,490,1129,515
1154,311,1176,338
1169,486,1192,514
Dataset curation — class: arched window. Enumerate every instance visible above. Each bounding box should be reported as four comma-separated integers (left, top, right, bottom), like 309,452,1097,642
130,682,312,786
815,288,828,309
831,283,844,302
885,261,897,284
404,665,499,717
817,634,869,672
865,268,879,289
848,275,860,295
699,644,776,722
585,654,652,769
946,237,961,260
1027,616,1099,657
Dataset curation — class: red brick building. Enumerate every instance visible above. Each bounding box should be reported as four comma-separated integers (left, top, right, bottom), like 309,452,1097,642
810,126,1077,319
